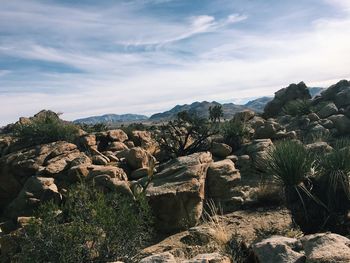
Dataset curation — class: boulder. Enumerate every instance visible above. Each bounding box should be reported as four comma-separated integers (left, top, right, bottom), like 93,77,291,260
91,155,109,165
305,142,333,154
107,141,128,152
210,142,232,158
320,80,350,101
206,160,241,211
184,253,231,263
140,252,176,263
79,134,97,148
5,176,61,218
252,236,305,263
93,175,133,197
88,165,128,181
301,233,350,263
126,147,153,170
255,120,283,139
0,141,80,210
328,114,350,135
145,152,212,232
264,82,311,118
234,110,255,122
130,130,157,154
107,129,128,142
317,102,338,118
130,167,149,180
334,87,350,108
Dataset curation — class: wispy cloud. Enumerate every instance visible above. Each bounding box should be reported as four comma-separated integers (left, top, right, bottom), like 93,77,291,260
0,0,349,125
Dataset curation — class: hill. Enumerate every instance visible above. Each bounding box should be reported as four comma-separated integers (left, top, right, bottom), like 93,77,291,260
73,113,148,124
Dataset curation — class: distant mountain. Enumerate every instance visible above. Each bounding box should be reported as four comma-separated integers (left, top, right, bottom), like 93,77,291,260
74,114,148,125
150,101,247,121
244,96,273,113
308,87,325,97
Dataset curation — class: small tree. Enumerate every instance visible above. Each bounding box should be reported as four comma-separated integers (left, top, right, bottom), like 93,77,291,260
156,111,218,157
209,105,223,123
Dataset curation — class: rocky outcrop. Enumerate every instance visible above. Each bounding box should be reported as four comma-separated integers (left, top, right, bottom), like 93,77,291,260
145,152,213,233
0,141,82,211
252,233,350,263
264,82,311,118
206,159,241,211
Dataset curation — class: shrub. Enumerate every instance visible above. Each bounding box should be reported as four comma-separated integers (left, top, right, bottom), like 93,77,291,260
317,139,350,216
79,123,108,133
282,99,312,117
15,183,154,263
156,111,217,157
259,140,327,233
14,113,79,146
220,118,250,150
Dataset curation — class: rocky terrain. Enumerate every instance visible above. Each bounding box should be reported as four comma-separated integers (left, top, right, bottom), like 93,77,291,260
0,80,349,262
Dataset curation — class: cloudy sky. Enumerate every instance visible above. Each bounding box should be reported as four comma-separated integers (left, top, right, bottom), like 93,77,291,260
1,0,350,125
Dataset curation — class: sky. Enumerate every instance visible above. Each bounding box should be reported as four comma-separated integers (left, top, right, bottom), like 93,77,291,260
1,0,350,125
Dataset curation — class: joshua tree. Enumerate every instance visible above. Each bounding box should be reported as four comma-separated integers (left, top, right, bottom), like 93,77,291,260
209,105,223,123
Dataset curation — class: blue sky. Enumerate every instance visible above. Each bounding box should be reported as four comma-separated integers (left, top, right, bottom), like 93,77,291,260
1,0,350,125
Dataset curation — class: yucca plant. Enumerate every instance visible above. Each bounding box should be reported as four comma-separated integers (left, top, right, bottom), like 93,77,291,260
261,140,326,232
317,139,350,221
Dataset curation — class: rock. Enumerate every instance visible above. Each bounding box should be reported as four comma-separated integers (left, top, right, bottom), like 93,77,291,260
246,139,273,165
140,252,176,263
130,130,157,154
79,134,97,148
93,175,133,197
321,80,350,101
184,253,231,263
210,142,232,158
88,165,128,181
328,114,350,135
124,140,135,148
126,147,153,170
305,142,333,154
319,119,334,129
130,167,149,180
301,233,350,263
107,141,128,152
252,236,305,263
145,152,212,232
308,113,320,122
107,129,128,142
0,141,80,210
334,87,350,108
91,155,109,165
206,160,241,210
5,176,61,218
102,151,119,162
255,120,283,139
264,82,311,118
70,153,92,167
234,110,255,122
317,102,338,118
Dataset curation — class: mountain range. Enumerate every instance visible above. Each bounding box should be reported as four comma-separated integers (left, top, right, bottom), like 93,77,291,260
74,87,324,124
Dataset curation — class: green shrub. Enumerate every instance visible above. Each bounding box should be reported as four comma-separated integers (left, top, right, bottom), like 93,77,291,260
15,183,154,263
317,139,350,213
156,111,217,157
220,118,250,150
14,114,79,146
282,99,312,117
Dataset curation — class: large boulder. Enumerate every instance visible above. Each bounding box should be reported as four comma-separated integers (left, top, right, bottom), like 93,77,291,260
317,102,338,118
145,152,213,232
206,159,241,211
4,176,61,219
140,252,176,263
320,80,350,101
184,253,231,263
252,236,305,263
210,142,232,158
0,141,80,210
130,130,157,155
264,82,311,118
126,147,153,170
301,233,350,263
328,114,350,135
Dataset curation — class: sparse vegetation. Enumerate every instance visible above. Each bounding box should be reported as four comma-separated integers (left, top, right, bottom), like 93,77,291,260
15,182,154,263
156,111,218,157
13,113,80,146
220,118,250,150
282,99,312,116
209,105,224,124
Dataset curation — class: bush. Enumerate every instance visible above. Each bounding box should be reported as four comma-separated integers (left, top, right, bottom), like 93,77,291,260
317,139,350,218
220,118,250,150
282,99,312,117
14,113,79,146
156,111,217,157
15,183,154,263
